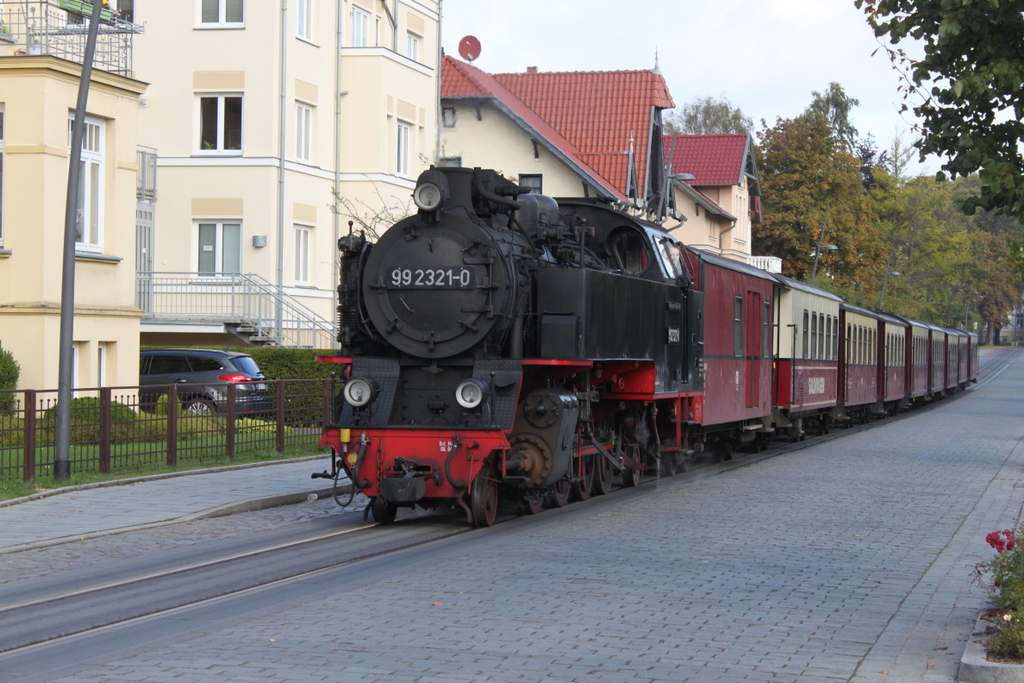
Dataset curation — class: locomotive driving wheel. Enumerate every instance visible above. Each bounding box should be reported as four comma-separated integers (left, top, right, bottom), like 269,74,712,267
470,473,498,528
592,451,614,495
370,496,398,525
570,454,594,502
621,444,643,487
548,479,571,507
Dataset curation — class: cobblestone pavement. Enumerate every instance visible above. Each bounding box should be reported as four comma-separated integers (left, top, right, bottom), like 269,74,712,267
22,351,1024,682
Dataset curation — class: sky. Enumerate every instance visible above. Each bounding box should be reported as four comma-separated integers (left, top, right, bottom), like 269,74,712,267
439,0,936,175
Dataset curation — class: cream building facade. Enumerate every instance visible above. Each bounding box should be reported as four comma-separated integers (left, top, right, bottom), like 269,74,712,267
133,0,440,349
0,24,146,391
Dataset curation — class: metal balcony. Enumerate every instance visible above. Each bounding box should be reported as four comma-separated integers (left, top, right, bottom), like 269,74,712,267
0,0,142,77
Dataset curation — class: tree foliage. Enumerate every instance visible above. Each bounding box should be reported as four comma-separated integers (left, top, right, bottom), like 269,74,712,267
855,0,1024,219
754,113,884,291
663,96,753,136
803,82,860,152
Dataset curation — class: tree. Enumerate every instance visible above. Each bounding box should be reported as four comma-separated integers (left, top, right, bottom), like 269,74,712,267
663,96,753,136
803,82,860,152
855,0,1024,218
755,113,885,290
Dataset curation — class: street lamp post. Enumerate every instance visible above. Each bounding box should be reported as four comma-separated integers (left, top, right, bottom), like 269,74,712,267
811,244,838,286
879,271,901,309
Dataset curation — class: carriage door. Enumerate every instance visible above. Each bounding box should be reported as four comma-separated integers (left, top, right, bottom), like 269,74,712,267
746,291,762,407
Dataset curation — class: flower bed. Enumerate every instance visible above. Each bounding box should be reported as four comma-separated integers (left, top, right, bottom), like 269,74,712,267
977,529,1024,661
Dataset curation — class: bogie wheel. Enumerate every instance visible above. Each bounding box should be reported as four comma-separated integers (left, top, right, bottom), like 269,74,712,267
621,465,642,488
570,455,594,502
470,474,498,527
184,399,216,417
592,453,613,496
548,479,571,508
370,497,398,525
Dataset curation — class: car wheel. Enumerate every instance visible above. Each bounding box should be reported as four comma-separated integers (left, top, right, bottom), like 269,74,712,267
183,399,216,416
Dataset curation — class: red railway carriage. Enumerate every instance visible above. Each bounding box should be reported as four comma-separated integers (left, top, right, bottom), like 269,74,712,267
771,275,842,438
926,322,947,396
967,332,980,383
945,329,966,392
839,304,881,415
899,317,931,402
689,251,775,444
878,312,909,408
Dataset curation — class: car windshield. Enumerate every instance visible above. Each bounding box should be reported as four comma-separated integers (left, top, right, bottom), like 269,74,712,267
231,356,263,376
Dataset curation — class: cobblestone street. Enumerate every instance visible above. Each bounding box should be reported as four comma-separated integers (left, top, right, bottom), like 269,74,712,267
8,352,1022,682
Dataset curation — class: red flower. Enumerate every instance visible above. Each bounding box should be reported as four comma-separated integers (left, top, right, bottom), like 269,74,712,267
987,530,1016,553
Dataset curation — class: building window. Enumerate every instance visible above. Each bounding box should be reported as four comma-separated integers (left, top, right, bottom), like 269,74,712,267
200,0,244,26
294,225,310,284
199,95,243,153
296,102,312,163
297,0,312,40
197,221,241,276
68,115,104,251
441,107,456,129
97,343,107,388
351,6,369,46
519,174,543,194
406,32,420,61
396,121,410,177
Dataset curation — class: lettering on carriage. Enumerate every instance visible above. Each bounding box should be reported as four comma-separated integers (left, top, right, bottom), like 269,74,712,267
667,327,680,344
439,440,454,452
808,377,826,395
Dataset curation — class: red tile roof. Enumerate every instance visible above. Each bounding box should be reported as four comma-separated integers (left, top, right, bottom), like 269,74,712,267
663,134,751,186
442,57,674,201
442,57,626,201
495,69,674,199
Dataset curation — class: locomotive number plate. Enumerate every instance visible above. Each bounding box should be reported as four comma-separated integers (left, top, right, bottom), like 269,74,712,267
389,267,474,289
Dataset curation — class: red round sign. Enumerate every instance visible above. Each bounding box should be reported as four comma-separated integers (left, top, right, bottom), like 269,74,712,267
459,35,481,62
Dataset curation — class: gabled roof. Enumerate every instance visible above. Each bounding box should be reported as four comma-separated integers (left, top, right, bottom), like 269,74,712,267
673,181,736,222
441,57,626,202
663,134,753,187
494,69,674,200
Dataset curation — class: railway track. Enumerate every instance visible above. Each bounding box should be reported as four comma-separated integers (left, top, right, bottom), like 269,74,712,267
0,349,1014,671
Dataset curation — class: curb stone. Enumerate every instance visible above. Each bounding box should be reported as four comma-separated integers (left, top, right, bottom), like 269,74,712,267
960,613,1024,682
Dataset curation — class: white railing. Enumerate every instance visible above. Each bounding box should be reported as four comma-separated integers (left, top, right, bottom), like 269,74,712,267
748,255,783,274
137,272,337,349
0,0,142,76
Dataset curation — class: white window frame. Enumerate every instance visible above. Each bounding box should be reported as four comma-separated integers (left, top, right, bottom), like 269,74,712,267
296,0,312,41
196,221,242,277
197,94,243,154
406,31,420,61
294,224,311,285
97,343,107,388
198,0,244,28
68,114,104,252
296,102,312,163
351,6,369,46
396,121,410,178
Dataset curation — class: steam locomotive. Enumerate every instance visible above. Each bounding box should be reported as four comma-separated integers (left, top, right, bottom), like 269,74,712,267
317,166,977,527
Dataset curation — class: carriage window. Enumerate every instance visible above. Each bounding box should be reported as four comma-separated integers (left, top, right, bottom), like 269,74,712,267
609,229,650,276
802,310,809,360
734,296,743,358
810,313,818,360
825,316,832,361
762,302,771,358
833,317,839,360
818,313,825,360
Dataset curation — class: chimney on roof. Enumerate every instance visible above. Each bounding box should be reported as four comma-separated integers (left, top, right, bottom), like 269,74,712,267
527,66,538,74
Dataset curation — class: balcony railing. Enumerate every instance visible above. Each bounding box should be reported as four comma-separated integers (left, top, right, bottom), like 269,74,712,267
0,0,142,77
137,272,337,349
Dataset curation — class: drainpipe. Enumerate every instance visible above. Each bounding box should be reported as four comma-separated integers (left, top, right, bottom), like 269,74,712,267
277,0,289,337
333,0,345,349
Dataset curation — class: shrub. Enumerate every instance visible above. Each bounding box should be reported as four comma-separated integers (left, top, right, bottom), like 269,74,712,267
0,348,20,414
977,529,1024,660
0,414,24,447
37,397,141,444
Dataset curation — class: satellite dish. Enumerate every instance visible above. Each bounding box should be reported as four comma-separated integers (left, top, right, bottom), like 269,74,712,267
459,35,481,62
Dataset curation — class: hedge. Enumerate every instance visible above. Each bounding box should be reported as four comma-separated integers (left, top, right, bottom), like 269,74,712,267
0,348,20,414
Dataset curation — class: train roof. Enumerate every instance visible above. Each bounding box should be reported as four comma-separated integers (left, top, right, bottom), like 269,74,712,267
691,248,777,283
773,274,843,302
840,303,883,320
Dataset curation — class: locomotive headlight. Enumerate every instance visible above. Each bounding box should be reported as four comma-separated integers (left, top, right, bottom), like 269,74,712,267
413,182,443,211
455,379,487,409
343,378,375,407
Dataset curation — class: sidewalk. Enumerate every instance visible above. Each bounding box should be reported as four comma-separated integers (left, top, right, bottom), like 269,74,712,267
0,454,343,554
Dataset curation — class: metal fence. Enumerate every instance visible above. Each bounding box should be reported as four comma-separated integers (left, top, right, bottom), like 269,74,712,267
0,378,335,481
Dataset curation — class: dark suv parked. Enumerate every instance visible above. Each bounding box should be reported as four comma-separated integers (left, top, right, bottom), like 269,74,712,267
139,349,269,416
